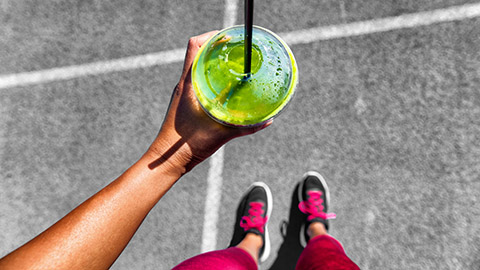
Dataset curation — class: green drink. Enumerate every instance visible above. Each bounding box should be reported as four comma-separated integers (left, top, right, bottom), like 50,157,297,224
192,26,298,127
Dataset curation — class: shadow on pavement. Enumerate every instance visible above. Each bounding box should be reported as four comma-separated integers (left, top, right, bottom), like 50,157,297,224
268,183,304,270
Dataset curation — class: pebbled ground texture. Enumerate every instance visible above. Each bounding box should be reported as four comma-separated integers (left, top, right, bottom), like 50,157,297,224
1,0,479,269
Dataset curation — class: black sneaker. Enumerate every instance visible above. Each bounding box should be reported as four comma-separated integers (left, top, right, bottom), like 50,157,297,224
228,182,272,262
298,171,336,247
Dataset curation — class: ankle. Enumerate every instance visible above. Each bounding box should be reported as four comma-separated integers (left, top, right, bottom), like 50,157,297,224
236,233,263,264
307,222,328,239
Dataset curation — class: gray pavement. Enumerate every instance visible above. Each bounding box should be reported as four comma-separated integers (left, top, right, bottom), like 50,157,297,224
1,0,480,269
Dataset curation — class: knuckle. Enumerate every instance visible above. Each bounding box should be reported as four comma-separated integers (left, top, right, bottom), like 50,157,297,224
188,37,198,47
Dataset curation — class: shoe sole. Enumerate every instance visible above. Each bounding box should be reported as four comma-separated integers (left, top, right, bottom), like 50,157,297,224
246,182,273,263
297,171,331,248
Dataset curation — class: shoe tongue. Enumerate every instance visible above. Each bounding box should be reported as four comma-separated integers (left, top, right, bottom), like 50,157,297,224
310,217,327,224
246,228,262,236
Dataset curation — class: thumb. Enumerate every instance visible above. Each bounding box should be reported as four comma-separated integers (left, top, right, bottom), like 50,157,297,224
182,31,219,75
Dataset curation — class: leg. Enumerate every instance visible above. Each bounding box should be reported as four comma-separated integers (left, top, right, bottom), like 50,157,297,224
236,233,263,264
296,222,359,270
172,182,272,270
172,246,257,270
295,171,359,270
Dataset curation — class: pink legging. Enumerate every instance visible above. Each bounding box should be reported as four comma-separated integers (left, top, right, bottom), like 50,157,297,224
172,235,359,270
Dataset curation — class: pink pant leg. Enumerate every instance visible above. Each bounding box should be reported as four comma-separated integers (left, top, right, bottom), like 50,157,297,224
295,235,359,270
172,247,257,270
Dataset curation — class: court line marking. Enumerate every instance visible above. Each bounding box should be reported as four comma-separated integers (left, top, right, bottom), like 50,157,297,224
223,0,238,30
1,2,480,90
200,1,480,254
1,1,480,254
200,0,236,253
201,146,226,252
0,49,185,90
0,0,478,259
280,2,480,44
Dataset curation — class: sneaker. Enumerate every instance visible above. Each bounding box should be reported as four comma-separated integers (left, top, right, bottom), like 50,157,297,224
298,171,336,247
228,182,273,262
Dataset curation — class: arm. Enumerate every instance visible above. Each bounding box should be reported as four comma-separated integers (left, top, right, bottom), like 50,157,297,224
0,31,271,270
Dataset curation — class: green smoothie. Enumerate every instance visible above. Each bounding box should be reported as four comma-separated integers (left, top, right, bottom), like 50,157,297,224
192,26,298,127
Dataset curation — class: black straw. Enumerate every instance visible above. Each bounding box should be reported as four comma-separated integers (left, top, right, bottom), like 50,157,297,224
244,0,254,75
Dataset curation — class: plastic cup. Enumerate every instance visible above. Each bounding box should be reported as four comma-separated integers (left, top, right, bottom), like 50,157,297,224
191,25,298,127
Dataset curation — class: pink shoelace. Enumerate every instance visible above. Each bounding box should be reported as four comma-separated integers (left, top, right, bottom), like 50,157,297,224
299,190,336,221
240,202,268,233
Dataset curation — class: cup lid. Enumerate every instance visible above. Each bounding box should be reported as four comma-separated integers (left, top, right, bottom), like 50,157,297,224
192,25,298,127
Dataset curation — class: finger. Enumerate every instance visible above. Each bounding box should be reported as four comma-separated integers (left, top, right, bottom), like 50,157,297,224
193,30,219,46
254,118,274,132
237,119,274,137
182,30,219,74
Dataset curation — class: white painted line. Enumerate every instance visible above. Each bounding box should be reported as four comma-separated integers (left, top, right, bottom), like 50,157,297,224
200,0,237,253
1,2,480,90
200,146,226,252
223,0,238,30
0,49,185,90
280,2,480,45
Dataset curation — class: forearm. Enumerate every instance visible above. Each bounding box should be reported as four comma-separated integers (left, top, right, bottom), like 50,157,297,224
0,135,190,270
0,30,267,269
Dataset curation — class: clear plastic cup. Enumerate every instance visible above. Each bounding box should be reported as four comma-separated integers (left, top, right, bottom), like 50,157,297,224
192,25,298,127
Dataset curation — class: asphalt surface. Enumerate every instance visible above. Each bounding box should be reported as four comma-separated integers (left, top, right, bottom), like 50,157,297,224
1,1,480,269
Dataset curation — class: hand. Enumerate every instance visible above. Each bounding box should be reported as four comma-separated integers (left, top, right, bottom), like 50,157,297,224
149,31,272,173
